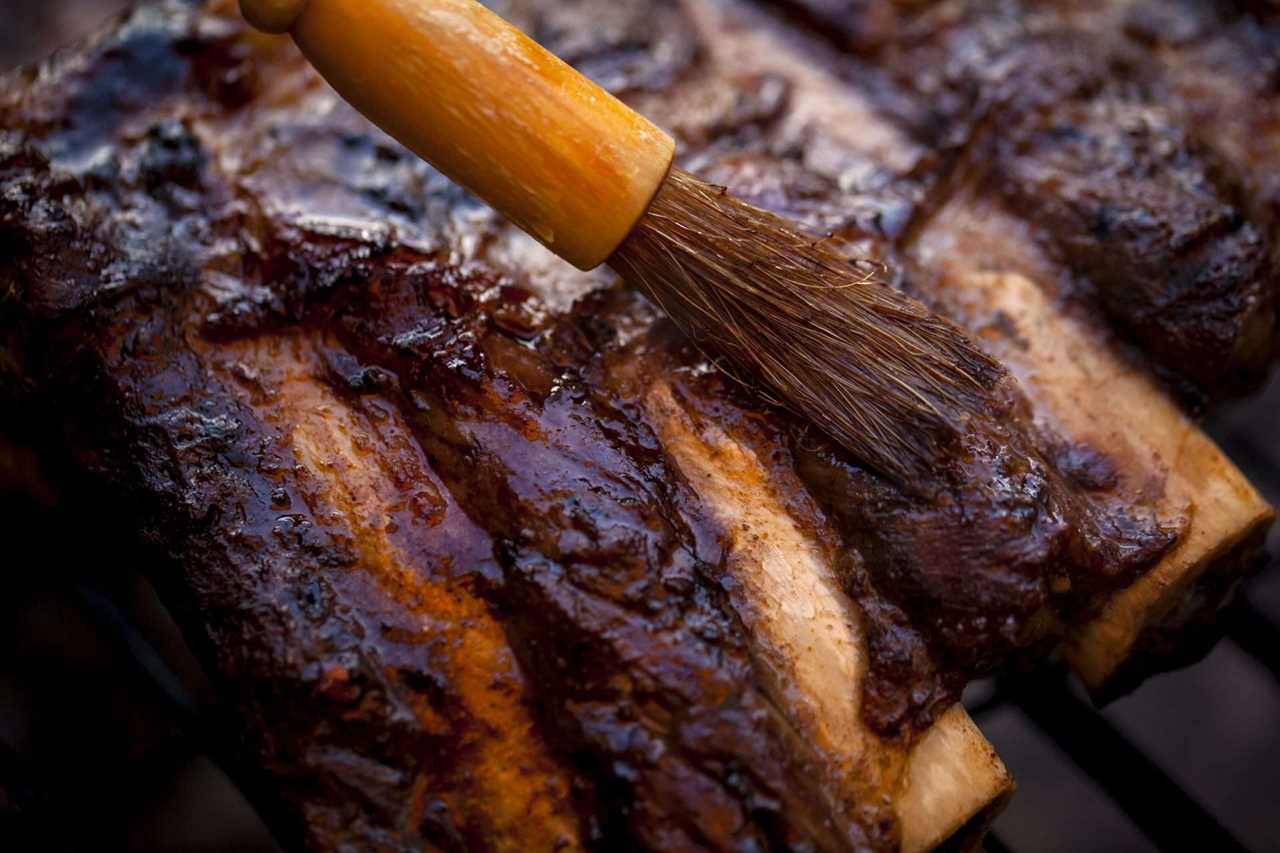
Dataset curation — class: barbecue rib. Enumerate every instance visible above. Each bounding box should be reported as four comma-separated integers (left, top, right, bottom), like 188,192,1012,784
0,0,1274,848
676,0,1273,696
766,0,1280,400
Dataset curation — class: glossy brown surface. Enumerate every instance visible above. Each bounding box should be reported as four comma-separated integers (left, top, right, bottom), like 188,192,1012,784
0,0,1273,849
766,0,1280,401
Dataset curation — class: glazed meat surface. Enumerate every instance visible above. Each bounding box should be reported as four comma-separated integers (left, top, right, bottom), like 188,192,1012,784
767,0,1280,399
0,0,1275,849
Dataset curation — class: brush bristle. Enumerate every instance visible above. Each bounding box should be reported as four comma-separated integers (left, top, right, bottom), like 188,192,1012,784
609,167,1008,480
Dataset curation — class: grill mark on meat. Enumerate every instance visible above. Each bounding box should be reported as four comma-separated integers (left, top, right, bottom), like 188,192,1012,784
979,46,1277,398
515,0,703,95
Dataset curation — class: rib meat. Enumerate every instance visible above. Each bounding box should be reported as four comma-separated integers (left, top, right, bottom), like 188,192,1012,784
763,0,1280,399
0,0,1273,848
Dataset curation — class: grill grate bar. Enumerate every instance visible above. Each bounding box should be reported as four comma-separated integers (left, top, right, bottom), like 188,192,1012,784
72,581,199,723
1003,671,1250,853
0,737,73,852
69,578,293,852
1211,434,1280,500
1227,601,1280,687
980,829,1015,853
962,687,1004,719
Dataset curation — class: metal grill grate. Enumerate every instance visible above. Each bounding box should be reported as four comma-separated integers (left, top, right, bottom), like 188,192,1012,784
974,667,1261,853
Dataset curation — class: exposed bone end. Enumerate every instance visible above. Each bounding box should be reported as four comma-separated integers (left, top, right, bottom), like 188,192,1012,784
1066,491,1274,693
949,270,1275,693
643,379,1012,851
899,706,1013,853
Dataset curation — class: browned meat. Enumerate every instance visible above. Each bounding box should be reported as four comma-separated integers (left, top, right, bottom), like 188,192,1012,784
1121,0,1280,239
669,141,1175,724
989,66,1276,395
317,262,874,850
0,2,912,847
761,0,1280,399
0,0,1271,848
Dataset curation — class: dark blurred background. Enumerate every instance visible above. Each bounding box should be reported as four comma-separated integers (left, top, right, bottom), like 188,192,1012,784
2,0,132,69
2,3,286,850
2,3,1279,852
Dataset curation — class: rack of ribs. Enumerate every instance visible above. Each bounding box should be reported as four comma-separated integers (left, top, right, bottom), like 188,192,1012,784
0,0,1274,849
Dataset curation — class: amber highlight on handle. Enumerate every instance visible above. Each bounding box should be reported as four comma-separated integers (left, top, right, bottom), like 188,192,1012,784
240,0,675,270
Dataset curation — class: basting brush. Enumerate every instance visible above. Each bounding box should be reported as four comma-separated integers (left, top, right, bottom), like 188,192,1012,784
239,0,1006,479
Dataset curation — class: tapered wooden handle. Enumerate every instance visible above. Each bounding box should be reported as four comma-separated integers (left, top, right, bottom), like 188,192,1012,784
240,0,675,270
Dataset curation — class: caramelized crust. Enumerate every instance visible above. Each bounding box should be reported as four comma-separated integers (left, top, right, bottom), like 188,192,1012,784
0,0,1273,848
762,0,1280,399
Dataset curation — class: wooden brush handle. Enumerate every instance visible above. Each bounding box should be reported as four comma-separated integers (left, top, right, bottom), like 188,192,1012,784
239,0,675,270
